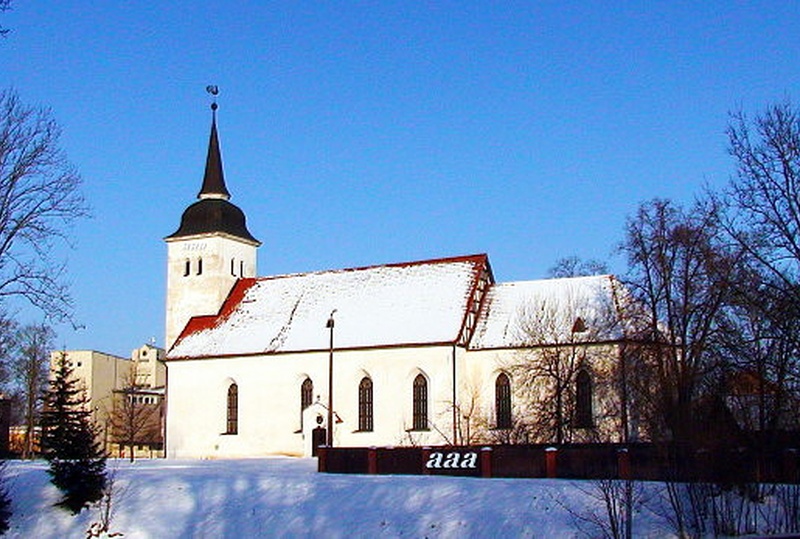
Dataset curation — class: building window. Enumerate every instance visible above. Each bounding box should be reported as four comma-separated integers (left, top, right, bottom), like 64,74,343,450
412,374,428,431
184,259,191,276
240,260,245,277
572,317,587,334
358,377,373,431
301,378,313,412
574,369,593,428
226,383,238,434
196,257,203,275
231,259,236,276
495,373,512,429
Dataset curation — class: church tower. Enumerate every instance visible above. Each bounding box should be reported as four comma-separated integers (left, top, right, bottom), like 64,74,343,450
164,102,260,349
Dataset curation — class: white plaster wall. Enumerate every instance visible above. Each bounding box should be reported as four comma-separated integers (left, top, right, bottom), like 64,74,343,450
165,234,257,349
165,345,460,458
461,345,628,443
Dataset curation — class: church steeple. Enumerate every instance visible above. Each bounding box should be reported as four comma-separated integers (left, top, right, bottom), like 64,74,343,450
166,101,259,244
164,89,260,349
197,103,231,200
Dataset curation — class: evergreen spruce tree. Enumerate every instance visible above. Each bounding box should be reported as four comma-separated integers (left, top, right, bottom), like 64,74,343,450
40,351,106,514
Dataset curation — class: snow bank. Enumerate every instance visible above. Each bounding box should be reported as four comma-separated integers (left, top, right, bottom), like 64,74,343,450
2,457,677,538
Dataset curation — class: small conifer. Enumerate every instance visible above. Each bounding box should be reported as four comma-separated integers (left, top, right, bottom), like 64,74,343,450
40,351,106,514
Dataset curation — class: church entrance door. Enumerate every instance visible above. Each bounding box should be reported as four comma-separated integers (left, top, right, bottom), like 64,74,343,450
312,426,326,457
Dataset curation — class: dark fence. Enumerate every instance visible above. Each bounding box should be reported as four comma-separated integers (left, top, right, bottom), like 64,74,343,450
318,443,800,484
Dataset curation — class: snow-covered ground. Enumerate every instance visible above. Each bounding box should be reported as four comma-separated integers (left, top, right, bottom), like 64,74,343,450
0,457,680,538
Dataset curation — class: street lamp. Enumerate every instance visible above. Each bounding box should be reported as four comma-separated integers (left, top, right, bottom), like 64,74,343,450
326,309,337,447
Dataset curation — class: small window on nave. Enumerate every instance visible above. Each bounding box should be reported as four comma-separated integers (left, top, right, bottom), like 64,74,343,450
495,373,512,430
412,374,428,431
301,378,313,411
572,317,587,334
574,369,593,428
358,377,373,432
300,378,313,431
226,383,238,435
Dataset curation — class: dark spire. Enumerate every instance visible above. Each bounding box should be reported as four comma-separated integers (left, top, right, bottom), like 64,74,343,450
198,102,231,200
165,92,259,245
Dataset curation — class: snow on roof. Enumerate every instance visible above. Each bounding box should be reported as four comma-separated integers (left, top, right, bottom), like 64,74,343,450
469,274,624,349
168,254,488,359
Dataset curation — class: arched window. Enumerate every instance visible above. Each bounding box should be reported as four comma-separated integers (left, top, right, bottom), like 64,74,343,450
196,257,203,275
301,378,313,411
184,259,191,277
358,377,373,431
412,374,428,431
300,377,313,430
572,317,587,334
574,369,593,428
495,373,512,429
226,383,238,435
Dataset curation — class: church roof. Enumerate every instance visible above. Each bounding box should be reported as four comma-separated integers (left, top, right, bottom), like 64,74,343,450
469,274,626,349
165,198,260,244
167,254,491,359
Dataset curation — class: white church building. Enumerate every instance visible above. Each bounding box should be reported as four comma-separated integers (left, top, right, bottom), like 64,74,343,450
163,105,639,459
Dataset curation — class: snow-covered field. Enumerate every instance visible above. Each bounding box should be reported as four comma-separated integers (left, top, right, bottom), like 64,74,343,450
3,457,674,538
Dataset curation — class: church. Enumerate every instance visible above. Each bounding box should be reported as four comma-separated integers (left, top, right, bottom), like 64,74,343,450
162,104,639,458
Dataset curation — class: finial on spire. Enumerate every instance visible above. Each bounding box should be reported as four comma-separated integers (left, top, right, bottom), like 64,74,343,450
206,85,219,112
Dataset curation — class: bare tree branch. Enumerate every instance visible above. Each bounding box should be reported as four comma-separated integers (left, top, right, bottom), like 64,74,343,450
0,89,89,322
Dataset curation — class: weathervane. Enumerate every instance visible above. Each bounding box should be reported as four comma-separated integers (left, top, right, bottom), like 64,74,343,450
206,85,219,111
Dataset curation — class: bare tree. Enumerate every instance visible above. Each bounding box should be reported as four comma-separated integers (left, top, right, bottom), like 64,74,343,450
720,101,800,438
0,315,16,390
620,198,737,446
726,102,800,299
0,1,11,38
0,89,89,322
506,281,621,444
558,478,648,539
549,255,609,278
108,361,162,462
716,276,800,447
10,323,53,458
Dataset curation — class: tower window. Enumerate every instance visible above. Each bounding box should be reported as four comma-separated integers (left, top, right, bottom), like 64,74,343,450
240,260,245,277
358,377,373,432
412,374,428,431
196,257,203,275
184,259,191,277
495,373,512,429
231,259,236,276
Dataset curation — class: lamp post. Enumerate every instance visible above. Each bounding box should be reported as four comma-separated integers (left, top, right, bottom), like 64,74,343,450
326,309,337,447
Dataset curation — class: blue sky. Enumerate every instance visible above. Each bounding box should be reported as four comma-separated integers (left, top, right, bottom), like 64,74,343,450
4,2,799,356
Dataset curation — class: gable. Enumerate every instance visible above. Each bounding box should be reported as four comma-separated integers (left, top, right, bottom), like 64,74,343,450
469,274,625,349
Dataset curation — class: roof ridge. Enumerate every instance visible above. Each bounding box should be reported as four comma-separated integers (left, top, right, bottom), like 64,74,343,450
253,253,489,282
496,274,616,286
